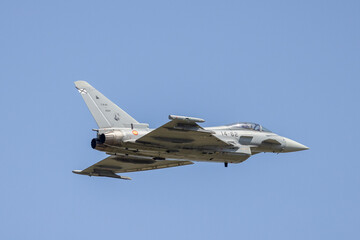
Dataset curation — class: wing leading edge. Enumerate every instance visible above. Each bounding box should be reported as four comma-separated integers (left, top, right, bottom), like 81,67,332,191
136,115,232,149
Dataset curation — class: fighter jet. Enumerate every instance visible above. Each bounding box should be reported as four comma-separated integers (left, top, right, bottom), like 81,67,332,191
73,81,308,180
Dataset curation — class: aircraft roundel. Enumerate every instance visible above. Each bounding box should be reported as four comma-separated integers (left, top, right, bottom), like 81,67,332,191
132,130,138,135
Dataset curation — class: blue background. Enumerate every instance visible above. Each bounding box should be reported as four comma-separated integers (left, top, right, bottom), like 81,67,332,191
1,0,359,239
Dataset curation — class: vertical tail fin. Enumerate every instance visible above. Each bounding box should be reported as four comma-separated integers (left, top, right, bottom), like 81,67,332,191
74,81,138,128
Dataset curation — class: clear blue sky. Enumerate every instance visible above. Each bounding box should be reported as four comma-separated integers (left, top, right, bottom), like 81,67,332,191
1,0,359,239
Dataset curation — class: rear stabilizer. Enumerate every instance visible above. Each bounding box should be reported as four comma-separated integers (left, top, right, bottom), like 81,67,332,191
75,81,139,128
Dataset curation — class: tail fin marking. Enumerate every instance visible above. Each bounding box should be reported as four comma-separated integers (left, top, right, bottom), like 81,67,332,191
75,81,139,128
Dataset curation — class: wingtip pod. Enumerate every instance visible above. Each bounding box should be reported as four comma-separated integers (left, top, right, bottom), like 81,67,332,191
169,115,205,123
120,176,132,180
72,170,83,174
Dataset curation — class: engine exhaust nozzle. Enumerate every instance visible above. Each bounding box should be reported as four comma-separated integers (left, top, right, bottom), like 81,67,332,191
99,131,124,146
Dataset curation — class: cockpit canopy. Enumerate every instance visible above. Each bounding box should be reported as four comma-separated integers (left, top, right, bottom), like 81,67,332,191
226,122,272,132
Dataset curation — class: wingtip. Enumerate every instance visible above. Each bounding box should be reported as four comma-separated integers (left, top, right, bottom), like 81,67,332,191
120,176,132,180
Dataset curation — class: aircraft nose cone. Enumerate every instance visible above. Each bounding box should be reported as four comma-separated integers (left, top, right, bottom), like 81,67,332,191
283,138,309,152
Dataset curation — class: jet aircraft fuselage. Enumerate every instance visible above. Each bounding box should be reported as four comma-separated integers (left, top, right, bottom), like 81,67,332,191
73,81,308,180
91,120,308,164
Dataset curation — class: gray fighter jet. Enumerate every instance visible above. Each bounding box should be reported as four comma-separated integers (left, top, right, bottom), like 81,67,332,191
73,81,308,180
